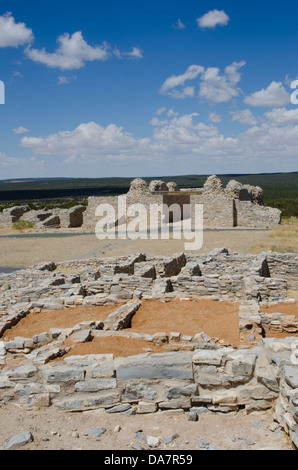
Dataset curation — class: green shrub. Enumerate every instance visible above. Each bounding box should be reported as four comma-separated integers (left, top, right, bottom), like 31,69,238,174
12,220,34,231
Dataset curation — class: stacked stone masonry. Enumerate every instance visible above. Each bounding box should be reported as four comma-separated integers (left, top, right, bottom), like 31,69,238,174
0,249,297,447
0,175,281,230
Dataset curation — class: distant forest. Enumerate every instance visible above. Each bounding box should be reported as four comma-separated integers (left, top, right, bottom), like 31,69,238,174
0,172,297,218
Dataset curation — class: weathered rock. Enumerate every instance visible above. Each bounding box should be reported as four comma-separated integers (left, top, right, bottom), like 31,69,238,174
6,431,33,450
136,402,158,414
167,182,180,192
69,329,93,343
83,427,106,438
36,261,57,272
149,180,168,192
187,410,198,421
104,300,141,330
115,352,193,380
147,436,160,448
42,365,86,383
3,205,30,224
283,366,298,389
106,403,132,414
75,378,117,392
128,178,150,195
203,175,224,195
124,383,157,401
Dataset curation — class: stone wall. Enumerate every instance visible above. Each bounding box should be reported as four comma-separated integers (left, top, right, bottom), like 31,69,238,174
0,340,297,447
0,175,281,231
0,251,293,312
0,206,87,229
265,252,298,291
235,201,282,228
0,248,297,447
82,176,281,231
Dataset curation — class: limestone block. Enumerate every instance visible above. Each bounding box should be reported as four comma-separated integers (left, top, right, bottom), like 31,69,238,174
42,365,86,383
115,352,194,380
74,378,117,392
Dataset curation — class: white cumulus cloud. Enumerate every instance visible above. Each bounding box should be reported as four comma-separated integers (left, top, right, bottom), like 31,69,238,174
58,75,77,85
20,122,150,160
159,64,204,98
197,10,230,29
263,107,298,125
149,117,169,126
155,107,167,116
25,31,110,70
122,46,143,59
199,61,246,104
12,126,30,134
230,109,257,126
19,111,298,174
208,112,222,123
173,19,186,30
160,61,245,103
0,12,33,48
244,81,291,107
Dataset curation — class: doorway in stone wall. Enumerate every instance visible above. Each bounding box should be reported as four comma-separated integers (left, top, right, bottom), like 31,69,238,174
233,200,238,227
162,194,191,223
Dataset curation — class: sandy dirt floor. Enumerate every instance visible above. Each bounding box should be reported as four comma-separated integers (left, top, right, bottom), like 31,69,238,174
130,299,240,345
0,404,293,450
60,336,166,359
3,299,240,358
259,301,298,339
3,305,118,340
4,299,240,344
0,227,270,268
260,301,298,317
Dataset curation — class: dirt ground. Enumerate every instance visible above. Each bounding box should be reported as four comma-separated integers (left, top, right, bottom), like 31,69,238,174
3,305,118,340
0,227,271,268
260,301,298,317
3,299,240,357
60,336,166,359
131,299,240,345
259,301,298,339
0,404,293,450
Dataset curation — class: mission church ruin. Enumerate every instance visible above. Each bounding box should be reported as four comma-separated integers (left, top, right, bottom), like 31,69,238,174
83,175,282,230
0,175,282,230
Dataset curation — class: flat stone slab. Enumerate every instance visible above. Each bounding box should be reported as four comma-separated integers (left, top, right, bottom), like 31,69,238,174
192,350,225,366
75,378,117,392
42,365,86,383
283,365,298,389
6,431,34,450
103,300,141,331
82,427,106,438
115,352,193,380
54,390,121,411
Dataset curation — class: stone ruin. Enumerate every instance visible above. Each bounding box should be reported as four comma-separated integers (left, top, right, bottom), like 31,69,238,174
0,175,281,231
0,205,86,230
0,249,297,448
84,175,281,231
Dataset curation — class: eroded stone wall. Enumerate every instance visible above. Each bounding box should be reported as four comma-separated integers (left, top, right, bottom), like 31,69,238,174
0,175,281,230
82,176,281,231
0,339,297,448
0,249,297,447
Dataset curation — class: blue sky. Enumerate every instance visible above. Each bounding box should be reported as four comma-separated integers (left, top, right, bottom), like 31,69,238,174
0,0,298,179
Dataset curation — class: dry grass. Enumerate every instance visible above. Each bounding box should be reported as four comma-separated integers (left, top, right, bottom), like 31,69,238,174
252,217,298,254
